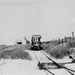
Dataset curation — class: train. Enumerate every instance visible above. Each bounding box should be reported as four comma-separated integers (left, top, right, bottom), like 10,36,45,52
31,35,43,50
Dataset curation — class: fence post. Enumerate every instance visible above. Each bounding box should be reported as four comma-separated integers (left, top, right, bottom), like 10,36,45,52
72,32,74,47
58,38,60,44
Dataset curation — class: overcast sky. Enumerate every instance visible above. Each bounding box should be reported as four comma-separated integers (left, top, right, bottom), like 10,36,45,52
0,1,75,44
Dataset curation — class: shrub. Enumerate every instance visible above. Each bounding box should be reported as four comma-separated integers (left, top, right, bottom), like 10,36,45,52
0,49,32,60
44,45,71,59
42,43,55,50
25,44,31,50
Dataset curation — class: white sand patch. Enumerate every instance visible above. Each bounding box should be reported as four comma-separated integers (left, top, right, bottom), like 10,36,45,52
0,50,75,75
25,50,52,62
0,59,75,75
0,59,46,75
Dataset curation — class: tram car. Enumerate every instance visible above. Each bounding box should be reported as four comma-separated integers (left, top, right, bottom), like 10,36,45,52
31,35,43,50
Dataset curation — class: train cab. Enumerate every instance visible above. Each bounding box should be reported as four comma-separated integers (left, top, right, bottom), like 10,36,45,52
31,35,43,50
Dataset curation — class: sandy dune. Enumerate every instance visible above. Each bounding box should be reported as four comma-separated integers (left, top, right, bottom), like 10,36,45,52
0,50,75,75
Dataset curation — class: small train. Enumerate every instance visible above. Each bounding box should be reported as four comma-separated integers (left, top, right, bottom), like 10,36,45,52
31,35,43,50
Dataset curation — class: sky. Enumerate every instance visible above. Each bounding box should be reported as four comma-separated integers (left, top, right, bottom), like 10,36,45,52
0,1,75,44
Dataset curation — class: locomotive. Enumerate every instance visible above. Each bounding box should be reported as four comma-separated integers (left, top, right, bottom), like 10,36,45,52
31,35,43,50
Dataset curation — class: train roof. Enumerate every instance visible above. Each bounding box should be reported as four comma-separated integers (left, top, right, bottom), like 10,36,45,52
32,35,42,38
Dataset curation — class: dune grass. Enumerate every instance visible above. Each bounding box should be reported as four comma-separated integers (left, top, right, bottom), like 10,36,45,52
43,44,72,59
0,42,74,59
0,44,32,60
0,49,32,60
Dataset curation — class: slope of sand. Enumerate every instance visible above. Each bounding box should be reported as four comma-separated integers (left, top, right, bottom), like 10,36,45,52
0,50,75,75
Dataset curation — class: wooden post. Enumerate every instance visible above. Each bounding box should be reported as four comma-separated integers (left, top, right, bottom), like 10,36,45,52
64,36,67,46
72,32,74,47
58,38,60,44
69,37,72,47
61,39,63,46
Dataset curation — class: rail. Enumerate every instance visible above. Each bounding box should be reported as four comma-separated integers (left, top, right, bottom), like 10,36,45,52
40,51,75,75
34,51,55,75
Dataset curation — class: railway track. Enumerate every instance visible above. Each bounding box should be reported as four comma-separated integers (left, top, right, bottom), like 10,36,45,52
34,50,75,75
34,51,55,75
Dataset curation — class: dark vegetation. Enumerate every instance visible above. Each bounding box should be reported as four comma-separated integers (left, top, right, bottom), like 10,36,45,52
42,37,75,59
0,49,32,60
43,44,72,59
0,45,7,50
0,44,32,60
0,39,75,60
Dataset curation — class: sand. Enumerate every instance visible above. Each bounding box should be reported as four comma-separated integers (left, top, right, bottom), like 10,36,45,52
0,50,75,75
